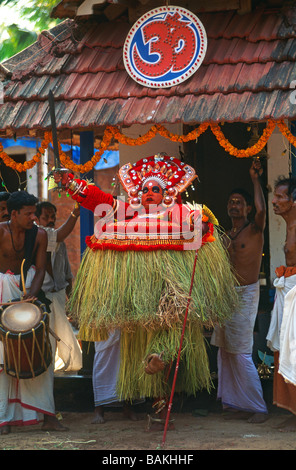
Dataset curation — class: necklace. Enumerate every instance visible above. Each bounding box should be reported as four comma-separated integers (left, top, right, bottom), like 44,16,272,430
229,220,250,240
7,221,25,253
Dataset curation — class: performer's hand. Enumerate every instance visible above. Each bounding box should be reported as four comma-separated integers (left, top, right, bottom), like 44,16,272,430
53,170,73,187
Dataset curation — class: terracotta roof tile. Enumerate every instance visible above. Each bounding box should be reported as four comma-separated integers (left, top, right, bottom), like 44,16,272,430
0,6,295,133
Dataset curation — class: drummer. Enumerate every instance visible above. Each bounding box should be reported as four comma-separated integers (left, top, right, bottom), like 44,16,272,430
0,191,66,434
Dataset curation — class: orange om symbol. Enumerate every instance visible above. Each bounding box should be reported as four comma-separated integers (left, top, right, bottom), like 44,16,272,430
133,12,196,77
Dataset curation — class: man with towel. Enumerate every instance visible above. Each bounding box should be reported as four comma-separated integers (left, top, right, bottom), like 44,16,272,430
211,159,268,423
266,175,296,431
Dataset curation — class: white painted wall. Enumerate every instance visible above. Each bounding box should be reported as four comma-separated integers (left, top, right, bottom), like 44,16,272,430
267,126,290,283
40,148,49,200
6,145,38,196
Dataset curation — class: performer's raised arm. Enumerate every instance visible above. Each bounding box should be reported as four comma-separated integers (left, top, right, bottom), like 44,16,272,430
53,171,116,213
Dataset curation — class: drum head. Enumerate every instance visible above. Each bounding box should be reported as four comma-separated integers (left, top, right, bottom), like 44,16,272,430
1,302,42,333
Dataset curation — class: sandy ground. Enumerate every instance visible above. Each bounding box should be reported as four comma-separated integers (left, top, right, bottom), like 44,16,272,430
1,407,296,452
1,372,293,454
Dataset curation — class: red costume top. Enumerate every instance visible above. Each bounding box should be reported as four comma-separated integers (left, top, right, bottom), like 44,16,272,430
64,155,214,252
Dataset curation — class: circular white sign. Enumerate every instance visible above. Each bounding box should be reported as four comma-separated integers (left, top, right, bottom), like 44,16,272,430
123,6,207,88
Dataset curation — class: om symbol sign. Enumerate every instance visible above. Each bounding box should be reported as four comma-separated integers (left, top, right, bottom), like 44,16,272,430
123,7,207,88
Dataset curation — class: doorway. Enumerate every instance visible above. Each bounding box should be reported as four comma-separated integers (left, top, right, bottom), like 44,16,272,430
183,121,270,288
0,153,27,193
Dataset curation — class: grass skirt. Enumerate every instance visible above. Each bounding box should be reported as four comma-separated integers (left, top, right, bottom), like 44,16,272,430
69,229,238,399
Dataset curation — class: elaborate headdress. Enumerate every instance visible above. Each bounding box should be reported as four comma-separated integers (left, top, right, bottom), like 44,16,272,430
118,154,197,208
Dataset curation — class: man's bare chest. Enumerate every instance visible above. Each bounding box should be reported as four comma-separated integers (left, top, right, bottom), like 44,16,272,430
0,231,26,273
285,226,296,251
228,228,262,257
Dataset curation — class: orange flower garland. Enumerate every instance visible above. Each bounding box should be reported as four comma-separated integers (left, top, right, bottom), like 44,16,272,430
210,120,276,158
0,119,295,173
109,122,210,146
0,132,50,172
276,120,296,147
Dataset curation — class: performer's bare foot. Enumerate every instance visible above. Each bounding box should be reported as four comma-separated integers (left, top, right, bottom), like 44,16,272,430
42,415,68,432
0,425,10,435
146,407,175,432
92,406,105,424
146,418,175,432
123,403,140,421
274,415,296,432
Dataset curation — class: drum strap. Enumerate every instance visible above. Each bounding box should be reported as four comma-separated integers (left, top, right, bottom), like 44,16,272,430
20,224,38,292
20,224,52,312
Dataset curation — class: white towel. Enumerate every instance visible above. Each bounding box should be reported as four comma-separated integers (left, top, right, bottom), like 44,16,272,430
278,283,296,385
266,274,296,352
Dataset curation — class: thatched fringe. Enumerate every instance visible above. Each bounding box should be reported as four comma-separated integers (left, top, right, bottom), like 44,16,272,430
68,227,238,340
68,227,237,399
116,322,211,401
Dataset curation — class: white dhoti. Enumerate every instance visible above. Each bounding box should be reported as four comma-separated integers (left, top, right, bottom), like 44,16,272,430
45,289,82,372
266,272,296,385
92,330,121,407
211,281,268,414
0,268,55,428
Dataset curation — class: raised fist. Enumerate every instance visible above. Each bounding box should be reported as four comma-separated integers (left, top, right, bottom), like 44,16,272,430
53,169,73,187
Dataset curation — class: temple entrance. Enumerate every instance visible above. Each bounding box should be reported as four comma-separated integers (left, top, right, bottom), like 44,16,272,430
184,121,270,287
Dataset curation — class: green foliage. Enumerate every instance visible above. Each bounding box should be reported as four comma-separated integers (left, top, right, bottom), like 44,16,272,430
0,24,37,61
20,0,61,32
0,0,61,61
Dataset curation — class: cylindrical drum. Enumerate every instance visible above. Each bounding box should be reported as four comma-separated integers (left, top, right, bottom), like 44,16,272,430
0,299,52,379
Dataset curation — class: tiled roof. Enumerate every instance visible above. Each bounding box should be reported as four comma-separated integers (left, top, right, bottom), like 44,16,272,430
0,6,295,135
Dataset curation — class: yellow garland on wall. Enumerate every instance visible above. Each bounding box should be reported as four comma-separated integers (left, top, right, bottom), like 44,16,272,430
0,119,295,174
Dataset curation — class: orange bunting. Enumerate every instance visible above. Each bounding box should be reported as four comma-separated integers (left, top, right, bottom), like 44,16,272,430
0,120,294,173
210,120,276,158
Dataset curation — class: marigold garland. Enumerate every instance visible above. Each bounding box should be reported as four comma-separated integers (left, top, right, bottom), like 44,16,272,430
0,132,50,172
276,120,296,147
0,119,295,173
210,120,276,158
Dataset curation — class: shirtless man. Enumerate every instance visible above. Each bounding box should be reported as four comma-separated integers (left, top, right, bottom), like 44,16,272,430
266,176,296,432
1,193,47,299
226,162,266,288
0,192,10,222
271,177,296,266
211,159,268,423
0,191,66,434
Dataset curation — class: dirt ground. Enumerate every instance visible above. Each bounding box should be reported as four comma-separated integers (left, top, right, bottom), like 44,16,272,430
1,407,296,452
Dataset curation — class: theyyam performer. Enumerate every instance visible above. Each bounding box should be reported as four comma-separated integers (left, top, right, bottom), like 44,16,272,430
54,154,238,417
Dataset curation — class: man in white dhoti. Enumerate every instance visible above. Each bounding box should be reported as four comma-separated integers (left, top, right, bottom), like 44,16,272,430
35,201,82,372
0,191,66,434
266,176,296,432
91,329,143,424
211,160,268,422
